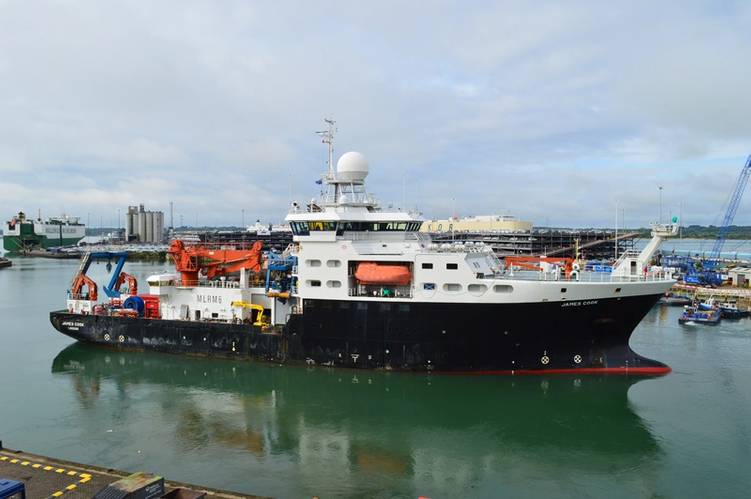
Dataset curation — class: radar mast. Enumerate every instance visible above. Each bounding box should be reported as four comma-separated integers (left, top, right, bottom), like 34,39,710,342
315,118,337,181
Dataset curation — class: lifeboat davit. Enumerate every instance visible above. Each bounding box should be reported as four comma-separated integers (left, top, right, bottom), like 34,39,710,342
354,262,411,286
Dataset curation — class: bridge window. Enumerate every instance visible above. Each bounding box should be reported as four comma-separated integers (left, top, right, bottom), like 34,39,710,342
338,222,414,232
290,222,310,236
309,221,338,231
421,263,433,269
446,263,458,270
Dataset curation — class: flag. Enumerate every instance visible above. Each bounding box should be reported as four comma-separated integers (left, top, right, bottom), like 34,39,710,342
315,179,323,185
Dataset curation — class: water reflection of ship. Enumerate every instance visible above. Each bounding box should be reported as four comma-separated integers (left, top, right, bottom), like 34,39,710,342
52,343,662,497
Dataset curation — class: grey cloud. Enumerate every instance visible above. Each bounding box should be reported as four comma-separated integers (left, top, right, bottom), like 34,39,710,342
1,0,750,227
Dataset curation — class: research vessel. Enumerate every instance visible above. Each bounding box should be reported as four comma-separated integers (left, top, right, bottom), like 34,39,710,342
3,211,86,251
50,128,678,374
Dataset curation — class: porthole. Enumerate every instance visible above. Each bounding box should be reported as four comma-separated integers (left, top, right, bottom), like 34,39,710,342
326,280,342,288
468,284,487,295
327,260,342,268
493,284,513,293
306,280,322,287
443,283,462,292
306,259,322,267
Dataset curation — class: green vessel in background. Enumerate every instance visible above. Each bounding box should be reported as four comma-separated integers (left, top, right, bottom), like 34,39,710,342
3,211,86,252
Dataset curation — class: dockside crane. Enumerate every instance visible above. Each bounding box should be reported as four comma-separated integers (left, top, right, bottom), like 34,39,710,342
685,154,751,286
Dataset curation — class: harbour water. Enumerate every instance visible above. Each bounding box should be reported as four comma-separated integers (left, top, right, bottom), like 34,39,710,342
653,237,751,260
1,254,750,498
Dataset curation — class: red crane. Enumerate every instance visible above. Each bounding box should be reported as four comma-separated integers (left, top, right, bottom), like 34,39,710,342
115,272,138,296
504,256,574,278
167,239,264,286
70,274,98,301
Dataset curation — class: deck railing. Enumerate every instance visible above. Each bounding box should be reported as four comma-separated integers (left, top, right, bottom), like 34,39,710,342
491,269,673,283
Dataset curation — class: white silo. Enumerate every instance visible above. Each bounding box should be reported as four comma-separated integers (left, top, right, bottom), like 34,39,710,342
125,212,132,240
155,212,164,242
138,210,147,242
146,211,155,242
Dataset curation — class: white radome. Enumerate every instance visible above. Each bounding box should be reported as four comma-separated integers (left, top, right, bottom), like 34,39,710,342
336,151,369,182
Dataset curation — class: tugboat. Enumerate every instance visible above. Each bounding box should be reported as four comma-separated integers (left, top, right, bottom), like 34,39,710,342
698,297,748,320
678,306,721,326
50,122,680,374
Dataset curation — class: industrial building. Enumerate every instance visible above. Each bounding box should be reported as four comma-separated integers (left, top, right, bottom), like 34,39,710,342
729,267,751,287
421,215,533,233
125,205,164,243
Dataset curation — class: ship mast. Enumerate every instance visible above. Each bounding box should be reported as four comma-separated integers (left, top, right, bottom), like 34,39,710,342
316,118,336,181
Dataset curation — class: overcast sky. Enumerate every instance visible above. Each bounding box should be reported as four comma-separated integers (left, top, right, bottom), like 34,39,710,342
2,0,751,228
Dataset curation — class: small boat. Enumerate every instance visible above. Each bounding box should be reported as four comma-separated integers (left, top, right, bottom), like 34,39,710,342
717,302,749,320
0,257,11,269
697,297,749,319
354,262,412,286
658,293,692,306
679,306,721,326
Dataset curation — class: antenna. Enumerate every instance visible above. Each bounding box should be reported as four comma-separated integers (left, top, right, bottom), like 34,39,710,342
315,117,337,179
402,175,406,208
658,185,663,223
615,199,618,261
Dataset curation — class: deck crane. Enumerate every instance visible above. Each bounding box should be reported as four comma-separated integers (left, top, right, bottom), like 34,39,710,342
167,239,264,286
685,154,751,286
69,251,135,300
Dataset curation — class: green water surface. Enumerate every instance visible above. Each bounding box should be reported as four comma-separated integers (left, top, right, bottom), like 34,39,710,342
0,256,750,498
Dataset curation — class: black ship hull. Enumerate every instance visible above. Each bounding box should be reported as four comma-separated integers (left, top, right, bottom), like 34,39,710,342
50,293,669,374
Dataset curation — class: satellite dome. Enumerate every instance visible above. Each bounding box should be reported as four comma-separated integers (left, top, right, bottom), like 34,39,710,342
336,151,369,182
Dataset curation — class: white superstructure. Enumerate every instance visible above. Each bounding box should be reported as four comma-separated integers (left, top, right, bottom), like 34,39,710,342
285,136,677,311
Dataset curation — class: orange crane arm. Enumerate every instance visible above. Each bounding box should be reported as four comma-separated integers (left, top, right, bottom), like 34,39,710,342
71,274,98,301
504,256,574,277
115,272,138,295
168,240,264,285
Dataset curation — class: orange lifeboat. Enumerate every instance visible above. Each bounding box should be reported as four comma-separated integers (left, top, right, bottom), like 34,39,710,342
355,262,411,286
